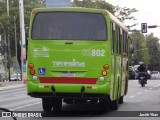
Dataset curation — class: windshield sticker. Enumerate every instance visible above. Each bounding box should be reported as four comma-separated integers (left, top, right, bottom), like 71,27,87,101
38,68,46,75
34,47,49,57
52,59,85,67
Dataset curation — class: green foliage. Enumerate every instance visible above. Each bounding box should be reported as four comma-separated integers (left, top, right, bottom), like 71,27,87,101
146,33,160,70
73,0,115,14
129,30,160,70
129,30,149,67
73,0,138,29
115,6,138,22
0,0,45,69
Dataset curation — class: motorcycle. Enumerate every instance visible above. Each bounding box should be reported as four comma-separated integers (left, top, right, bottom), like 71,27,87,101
138,72,147,87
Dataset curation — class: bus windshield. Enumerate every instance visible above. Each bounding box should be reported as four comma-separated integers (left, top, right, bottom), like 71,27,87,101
32,12,107,40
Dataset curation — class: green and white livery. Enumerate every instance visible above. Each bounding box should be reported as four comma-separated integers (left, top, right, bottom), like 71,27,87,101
27,8,129,112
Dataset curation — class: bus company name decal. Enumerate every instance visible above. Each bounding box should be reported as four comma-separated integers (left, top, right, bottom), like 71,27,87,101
34,47,49,57
52,59,85,67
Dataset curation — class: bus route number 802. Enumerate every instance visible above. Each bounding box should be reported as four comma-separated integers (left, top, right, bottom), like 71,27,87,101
82,49,105,57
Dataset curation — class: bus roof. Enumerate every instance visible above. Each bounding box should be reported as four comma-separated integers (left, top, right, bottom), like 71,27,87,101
32,7,128,32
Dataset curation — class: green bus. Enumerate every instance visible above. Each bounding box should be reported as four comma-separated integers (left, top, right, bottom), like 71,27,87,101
27,8,129,112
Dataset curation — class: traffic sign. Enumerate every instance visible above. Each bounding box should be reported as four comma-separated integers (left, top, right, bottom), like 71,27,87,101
141,23,147,33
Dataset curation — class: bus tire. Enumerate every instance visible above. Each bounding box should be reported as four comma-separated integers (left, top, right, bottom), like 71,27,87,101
42,98,52,112
52,98,62,112
99,97,109,111
141,84,145,87
118,96,124,104
110,99,119,110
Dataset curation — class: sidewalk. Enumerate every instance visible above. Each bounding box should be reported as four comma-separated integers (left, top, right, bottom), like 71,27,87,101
0,81,26,91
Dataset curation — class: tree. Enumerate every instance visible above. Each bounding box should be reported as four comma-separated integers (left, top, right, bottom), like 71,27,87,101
115,6,138,22
72,0,115,14
129,30,160,71
0,0,45,77
129,30,150,68
72,0,138,29
146,33,160,70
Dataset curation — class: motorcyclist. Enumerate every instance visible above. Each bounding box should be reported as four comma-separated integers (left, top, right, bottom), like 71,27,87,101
137,62,147,84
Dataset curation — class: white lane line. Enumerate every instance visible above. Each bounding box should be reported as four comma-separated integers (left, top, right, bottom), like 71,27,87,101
14,94,26,97
153,85,160,87
149,88,153,90
129,95,135,98
137,92,142,95
143,89,148,92
10,102,41,111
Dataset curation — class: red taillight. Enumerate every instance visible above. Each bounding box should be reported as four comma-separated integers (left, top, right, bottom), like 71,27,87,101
30,69,35,75
102,70,107,76
28,63,34,69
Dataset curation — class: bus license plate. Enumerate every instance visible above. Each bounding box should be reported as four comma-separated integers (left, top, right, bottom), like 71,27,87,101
62,72,75,77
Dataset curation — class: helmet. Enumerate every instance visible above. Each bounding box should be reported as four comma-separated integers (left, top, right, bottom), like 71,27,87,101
139,61,143,65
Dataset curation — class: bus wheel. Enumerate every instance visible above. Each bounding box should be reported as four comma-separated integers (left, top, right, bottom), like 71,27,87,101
110,99,119,110
42,98,52,112
52,98,62,112
99,98,109,111
118,96,124,104
141,84,145,87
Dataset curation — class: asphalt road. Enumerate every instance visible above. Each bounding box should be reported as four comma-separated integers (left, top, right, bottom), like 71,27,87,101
1,79,160,120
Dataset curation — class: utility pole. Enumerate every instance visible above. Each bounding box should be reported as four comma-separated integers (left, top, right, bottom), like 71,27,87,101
7,0,11,81
0,23,7,81
19,0,26,82
7,0,9,16
14,16,18,79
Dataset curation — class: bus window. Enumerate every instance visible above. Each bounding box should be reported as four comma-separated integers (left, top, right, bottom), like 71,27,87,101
110,21,115,54
32,12,107,40
122,31,128,57
116,26,120,55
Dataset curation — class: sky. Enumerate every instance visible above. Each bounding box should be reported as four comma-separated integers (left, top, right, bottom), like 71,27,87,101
106,0,160,38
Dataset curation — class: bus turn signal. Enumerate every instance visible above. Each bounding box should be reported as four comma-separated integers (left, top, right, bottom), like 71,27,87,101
28,63,34,69
103,64,109,70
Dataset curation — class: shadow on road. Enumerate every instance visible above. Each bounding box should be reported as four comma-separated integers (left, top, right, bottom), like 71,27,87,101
41,103,114,117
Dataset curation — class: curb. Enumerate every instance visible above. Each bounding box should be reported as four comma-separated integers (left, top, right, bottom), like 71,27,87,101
0,84,26,91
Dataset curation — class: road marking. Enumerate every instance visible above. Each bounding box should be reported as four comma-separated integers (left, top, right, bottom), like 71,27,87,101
14,94,26,97
129,95,135,98
153,86,159,87
10,102,41,111
143,89,148,92
149,88,153,90
137,92,142,94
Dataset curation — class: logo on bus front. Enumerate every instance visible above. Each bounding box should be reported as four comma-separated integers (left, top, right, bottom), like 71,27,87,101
34,47,49,57
38,68,46,75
